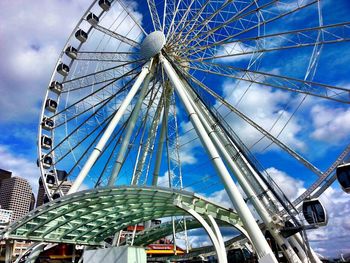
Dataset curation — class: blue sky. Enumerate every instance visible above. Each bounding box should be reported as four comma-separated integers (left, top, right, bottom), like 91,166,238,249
0,0,349,258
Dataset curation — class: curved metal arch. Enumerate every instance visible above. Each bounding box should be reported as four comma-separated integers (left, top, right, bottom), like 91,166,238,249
0,186,243,246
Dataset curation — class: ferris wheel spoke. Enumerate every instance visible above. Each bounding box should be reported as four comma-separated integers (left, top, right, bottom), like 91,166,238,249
63,68,138,94
62,61,144,92
167,0,207,44
50,77,137,158
91,24,140,47
115,0,148,35
58,117,127,188
183,22,350,57
182,0,318,56
164,0,182,39
131,82,162,185
172,0,257,49
188,61,350,104
53,70,140,122
75,51,142,62
292,145,350,208
168,0,212,46
147,0,163,31
174,0,277,51
53,110,116,166
176,66,324,178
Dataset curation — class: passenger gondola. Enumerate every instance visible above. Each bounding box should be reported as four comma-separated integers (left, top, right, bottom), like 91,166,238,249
75,29,88,42
65,46,78,59
46,173,56,185
99,0,111,11
45,99,58,112
57,63,70,76
41,135,52,149
302,198,328,226
336,163,350,193
41,117,54,131
38,155,53,169
49,81,63,95
87,13,99,25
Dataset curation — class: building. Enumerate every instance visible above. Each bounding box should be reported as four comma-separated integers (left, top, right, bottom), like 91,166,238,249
36,178,45,207
0,208,13,229
0,176,33,222
0,169,12,187
36,177,72,207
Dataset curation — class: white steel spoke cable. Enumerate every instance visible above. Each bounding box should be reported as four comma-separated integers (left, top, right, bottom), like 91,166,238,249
115,0,148,35
147,0,163,31
94,120,130,188
167,0,213,47
47,76,138,165
173,0,259,50
166,0,203,44
53,66,142,121
53,115,120,193
175,0,279,53
164,0,183,40
55,82,156,170
61,60,144,91
182,22,350,56
187,61,350,104
131,80,162,183
174,64,323,178
182,0,318,58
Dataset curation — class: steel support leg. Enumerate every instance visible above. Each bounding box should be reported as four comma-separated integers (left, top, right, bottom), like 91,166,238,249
69,60,153,193
160,54,277,262
108,62,154,186
175,201,227,263
182,82,302,263
207,215,227,260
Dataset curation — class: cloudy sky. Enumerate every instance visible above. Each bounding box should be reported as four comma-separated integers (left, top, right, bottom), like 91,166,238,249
0,0,349,259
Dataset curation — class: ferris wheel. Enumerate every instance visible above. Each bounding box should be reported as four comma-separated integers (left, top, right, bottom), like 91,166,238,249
36,0,350,262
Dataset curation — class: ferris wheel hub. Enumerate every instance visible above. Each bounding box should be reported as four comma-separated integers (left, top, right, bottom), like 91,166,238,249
140,31,166,59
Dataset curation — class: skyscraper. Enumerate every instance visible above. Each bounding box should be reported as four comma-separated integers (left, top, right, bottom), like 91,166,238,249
0,169,12,187
36,176,72,208
0,176,33,222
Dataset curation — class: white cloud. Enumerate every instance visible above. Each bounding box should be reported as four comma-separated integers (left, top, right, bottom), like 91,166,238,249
178,121,201,165
308,186,350,257
0,0,143,123
215,42,254,62
216,81,305,152
310,105,350,144
204,189,233,209
264,166,350,258
0,145,40,196
265,167,306,200
0,0,92,123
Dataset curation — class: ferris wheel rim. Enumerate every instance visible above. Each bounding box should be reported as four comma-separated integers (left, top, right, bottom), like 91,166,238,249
36,1,350,258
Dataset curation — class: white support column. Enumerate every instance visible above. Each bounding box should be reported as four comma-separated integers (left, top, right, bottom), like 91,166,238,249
175,201,227,263
160,54,277,262
108,62,154,186
207,215,227,260
68,60,153,194
182,83,302,263
294,233,322,263
152,88,171,185
24,243,46,263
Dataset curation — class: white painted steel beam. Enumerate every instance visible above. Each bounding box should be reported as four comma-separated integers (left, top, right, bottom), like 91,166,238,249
159,54,277,262
69,60,153,194
108,61,154,186
182,82,302,263
175,201,227,263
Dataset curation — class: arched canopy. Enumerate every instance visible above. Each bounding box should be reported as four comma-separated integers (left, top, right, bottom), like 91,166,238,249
133,218,231,246
0,186,243,246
